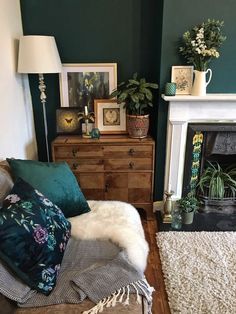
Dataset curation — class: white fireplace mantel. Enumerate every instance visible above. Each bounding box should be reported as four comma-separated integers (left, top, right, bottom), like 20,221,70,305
162,93,236,200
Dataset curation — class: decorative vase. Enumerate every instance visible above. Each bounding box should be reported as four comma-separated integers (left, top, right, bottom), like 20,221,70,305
191,69,212,96
126,114,149,138
171,207,182,230
182,211,194,224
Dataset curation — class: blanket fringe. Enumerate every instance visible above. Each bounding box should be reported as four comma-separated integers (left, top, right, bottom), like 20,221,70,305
82,277,154,314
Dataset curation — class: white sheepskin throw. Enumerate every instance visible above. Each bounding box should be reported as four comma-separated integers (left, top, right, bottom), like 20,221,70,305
68,200,149,272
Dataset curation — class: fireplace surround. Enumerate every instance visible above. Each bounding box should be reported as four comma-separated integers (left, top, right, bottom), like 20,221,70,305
162,94,236,200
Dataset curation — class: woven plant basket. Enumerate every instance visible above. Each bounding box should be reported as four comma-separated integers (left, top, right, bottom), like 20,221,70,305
126,114,149,138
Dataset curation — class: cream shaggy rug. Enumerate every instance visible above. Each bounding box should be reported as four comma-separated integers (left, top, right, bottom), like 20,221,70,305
156,231,236,314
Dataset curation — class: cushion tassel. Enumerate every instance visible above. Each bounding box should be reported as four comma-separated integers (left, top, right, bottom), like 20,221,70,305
118,287,126,303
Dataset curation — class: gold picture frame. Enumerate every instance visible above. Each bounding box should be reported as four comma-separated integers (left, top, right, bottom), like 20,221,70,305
59,63,117,111
94,99,127,134
56,108,82,135
171,65,193,95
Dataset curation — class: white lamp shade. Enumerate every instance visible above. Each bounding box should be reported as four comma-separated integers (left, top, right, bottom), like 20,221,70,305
18,35,62,74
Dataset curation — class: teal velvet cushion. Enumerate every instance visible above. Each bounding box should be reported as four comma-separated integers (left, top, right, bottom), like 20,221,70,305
0,178,71,295
7,159,91,218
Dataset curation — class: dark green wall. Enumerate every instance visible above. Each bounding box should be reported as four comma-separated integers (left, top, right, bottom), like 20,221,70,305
20,0,160,158
154,0,236,199
20,0,236,200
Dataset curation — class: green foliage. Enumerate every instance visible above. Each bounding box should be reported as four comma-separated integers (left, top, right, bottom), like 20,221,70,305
197,161,236,199
179,19,226,71
177,194,199,213
109,73,158,115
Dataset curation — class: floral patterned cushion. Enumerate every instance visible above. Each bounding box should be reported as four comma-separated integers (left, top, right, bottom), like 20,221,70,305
0,178,71,295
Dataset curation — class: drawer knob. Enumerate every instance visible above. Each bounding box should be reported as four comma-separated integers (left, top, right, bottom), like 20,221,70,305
105,183,109,192
129,148,135,155
72,163,79,170
129,162,135,169
72,148,78,157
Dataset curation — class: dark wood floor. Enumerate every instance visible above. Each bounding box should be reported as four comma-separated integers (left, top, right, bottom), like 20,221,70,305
142,215,170,314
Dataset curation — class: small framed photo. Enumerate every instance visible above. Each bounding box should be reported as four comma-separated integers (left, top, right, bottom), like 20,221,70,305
56,108,82,135
59,63,117,111
171,66,193,95
94,99,127,134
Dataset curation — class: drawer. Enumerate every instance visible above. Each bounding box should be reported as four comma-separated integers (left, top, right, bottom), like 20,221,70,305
76,173,104,188
128,189,151,203
66,159,104,172
128,173,152,188
103,145,152,158
53,145,103,158
104,158,152,170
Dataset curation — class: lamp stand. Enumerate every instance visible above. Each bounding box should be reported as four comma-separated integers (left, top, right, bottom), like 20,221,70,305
38,74,50,162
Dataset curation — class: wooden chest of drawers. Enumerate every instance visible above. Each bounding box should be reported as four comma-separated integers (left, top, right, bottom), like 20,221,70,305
52,135,155,219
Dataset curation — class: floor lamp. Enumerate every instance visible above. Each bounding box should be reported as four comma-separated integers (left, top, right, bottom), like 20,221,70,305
17,35,62,161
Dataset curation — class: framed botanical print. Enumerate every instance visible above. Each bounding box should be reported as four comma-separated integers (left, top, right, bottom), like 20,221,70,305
59,63,117,112
94,99,127,134
171,65,194,95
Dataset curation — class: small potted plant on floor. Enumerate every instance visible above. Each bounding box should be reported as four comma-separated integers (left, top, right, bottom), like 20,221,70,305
110,73,158,138
177,194,199,224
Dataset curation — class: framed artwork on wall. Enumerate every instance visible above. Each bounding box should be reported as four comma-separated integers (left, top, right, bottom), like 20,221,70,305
171,65,194,95
56,108,82,134
59,63,117,112
94,99,127,134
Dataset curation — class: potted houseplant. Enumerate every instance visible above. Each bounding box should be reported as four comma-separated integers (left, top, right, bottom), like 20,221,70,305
197,161,236,204
110,73,158,138
177,194,199,224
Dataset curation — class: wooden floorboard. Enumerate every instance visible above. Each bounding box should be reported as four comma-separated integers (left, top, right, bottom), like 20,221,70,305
142,215,170,314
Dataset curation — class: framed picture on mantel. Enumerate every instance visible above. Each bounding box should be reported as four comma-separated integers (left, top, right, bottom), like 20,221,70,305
171,65,193,95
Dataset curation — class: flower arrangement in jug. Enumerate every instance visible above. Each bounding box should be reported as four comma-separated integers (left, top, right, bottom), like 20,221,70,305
179,19,226,71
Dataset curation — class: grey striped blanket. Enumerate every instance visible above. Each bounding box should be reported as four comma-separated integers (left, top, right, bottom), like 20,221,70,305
17,238,153,314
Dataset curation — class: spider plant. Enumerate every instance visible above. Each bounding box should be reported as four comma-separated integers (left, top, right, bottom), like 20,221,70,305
197,161,236,199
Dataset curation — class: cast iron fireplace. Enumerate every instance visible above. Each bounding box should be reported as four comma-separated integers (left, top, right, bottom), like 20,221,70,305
182,123,236,211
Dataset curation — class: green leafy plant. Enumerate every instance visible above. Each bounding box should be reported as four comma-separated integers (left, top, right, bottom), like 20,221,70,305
197,161,236,199
179,19,226,71
109,73,158,115
177,194,199,213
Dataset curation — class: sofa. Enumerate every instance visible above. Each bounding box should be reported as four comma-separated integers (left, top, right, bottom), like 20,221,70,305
0,160,152,314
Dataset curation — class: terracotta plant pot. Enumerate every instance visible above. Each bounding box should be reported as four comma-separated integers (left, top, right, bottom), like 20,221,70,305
126,114,149,138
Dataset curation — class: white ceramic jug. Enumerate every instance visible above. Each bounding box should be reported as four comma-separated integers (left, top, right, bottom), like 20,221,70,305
191,69,212,96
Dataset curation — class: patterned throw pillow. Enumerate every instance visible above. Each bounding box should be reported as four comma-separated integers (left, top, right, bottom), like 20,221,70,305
0,178,71,295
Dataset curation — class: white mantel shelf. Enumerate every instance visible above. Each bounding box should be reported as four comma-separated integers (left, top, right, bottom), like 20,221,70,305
162,93,236,200
162,93,236,102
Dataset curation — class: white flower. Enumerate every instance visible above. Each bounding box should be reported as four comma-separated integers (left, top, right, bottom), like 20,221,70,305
191,40,196,46
195,47,202,54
